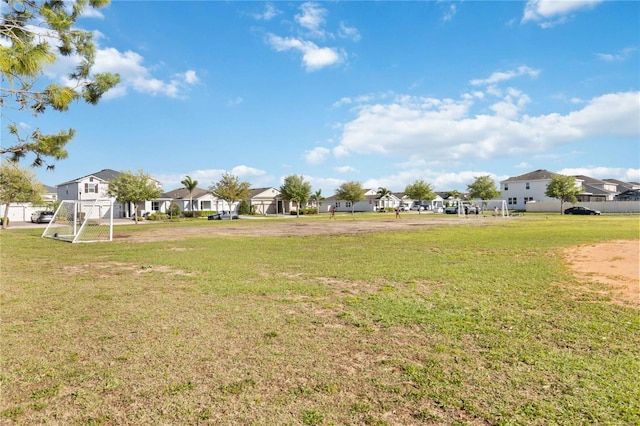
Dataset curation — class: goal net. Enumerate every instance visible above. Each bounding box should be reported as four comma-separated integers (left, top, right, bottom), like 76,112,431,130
42,198,115,243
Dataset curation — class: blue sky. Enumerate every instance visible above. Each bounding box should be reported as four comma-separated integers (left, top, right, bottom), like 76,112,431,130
7,0,640,194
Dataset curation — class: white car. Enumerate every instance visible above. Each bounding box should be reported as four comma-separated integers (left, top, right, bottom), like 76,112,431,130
31,211,54,223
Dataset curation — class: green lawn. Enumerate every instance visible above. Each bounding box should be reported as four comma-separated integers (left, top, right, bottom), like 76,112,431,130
1,216,638,425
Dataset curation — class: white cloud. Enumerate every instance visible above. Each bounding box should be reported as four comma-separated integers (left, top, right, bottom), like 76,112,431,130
557,167,640,182
595,47,637,62
92,48,198,98
23,21,197,100
157,166,272,191
522,0,602,27
442,3,457,22
338,22,361,42
335,165,357,173
295,2,328,38
266,34,344,71
304,147,331,164
231,165,267,178
335,91,640,163
252,3,280,21
228,97,244,106
470,66,540,86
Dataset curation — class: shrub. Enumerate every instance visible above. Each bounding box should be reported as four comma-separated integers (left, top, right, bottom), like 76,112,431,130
0,217,8,226
147,213,169,221
168,202,181,218
238,199,251,215
183,211,202,218
302,208,318,215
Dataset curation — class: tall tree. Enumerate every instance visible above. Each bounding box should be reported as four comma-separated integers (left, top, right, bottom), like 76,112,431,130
107,170,162,224
0,161,44,228
335,181,365,216
310,189,323,214
545,175,580,214
467,175,500,210
404,180,435,214
376,187,392,211
279,174,312,217
180,175,199,211
209,172,250,219
0,0,120,168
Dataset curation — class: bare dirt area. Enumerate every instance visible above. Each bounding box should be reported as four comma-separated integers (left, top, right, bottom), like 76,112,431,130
114,216,483,242
563,240,639,308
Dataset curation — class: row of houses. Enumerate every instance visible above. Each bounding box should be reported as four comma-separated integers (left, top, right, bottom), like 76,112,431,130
3,168,639,222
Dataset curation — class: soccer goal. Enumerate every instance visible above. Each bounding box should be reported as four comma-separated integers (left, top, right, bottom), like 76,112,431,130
485,199,509,217
42,198,115,243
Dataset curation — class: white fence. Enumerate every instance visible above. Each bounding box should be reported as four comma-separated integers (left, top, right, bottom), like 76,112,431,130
525,201,640,214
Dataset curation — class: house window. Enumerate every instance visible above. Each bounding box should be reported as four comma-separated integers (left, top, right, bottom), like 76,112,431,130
346,201,352,208
84,183,98,193
504,184,508,191
526,182,530,190
151,202,159,211
524,197,533,204
335,202,340,208
508,197,517,205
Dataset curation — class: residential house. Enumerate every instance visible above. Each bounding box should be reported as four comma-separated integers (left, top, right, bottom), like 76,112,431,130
161,187,217,212
324,189,399,213
249,187,287,215
616,189,640,201
56,169,163,218
500,169,583,211
573,175,617,202
604,179,640,193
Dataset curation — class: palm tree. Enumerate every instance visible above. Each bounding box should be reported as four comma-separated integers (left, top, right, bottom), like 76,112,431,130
310,189,323,214
377,187,392,211
181,175,198,212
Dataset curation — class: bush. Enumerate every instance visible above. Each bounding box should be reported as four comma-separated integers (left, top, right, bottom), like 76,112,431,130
0,217,8,226
302,208,318,215
183,211,202,218
147,213,169,221
238,199,251,215
168,202,181,218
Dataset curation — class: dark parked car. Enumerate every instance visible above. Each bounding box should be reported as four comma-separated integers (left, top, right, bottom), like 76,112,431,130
208,213,239,220
31,211,54,223
564,206,601,215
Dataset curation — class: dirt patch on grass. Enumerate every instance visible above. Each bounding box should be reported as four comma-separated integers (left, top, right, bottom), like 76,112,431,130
62,261,193,278
563,240,639,308
114,216,485,242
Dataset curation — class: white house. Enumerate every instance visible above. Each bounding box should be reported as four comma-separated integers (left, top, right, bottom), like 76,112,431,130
323,189,396,213
56,169,163,218
500,169,583,210
161,187,218,212
249,187,288,215
574,175,618,202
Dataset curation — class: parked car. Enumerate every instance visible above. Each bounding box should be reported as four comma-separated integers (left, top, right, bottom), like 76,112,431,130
564,206,601,215
208,213,239,220
444,206,458,214
31,211,54,223
398,204,411,212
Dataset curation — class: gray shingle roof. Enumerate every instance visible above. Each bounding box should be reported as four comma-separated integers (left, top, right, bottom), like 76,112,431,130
162,187,209,199
56,169,121,186
502,169,560,182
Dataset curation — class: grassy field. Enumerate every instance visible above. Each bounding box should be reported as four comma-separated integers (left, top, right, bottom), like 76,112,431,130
1,215,638,425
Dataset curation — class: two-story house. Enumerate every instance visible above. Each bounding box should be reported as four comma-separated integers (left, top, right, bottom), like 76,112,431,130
56,169,163,218
500,169,583,210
